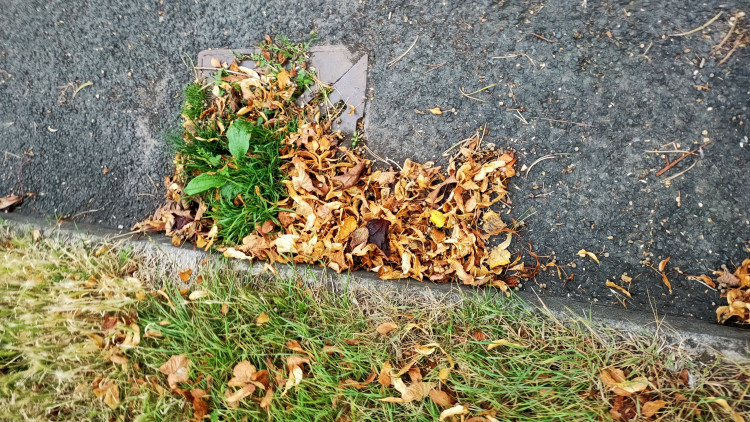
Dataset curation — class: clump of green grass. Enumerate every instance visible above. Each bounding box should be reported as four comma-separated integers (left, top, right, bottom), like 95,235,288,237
129,267,750,421
181,82,209,122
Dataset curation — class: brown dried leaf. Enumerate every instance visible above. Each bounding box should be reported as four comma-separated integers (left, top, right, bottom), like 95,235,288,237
158,355,191,390
605,280,632,298
718,270,741,287
376,321,399,335
379,361,393,387
334,160,366,189
658,257,671,272
642,400,668,417
0,194,22,211
481,210,506,236
428,107,443,115
429,389,455,408
366,218,391,256
440,404,469,421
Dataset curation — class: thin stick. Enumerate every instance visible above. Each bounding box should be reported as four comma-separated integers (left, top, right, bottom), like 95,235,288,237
644,150,696,154
538,117,591,127
195,66,252,77
442,134,478,157
425,62,447,73
388,36,419,68
491,53,537,68
362,144,402,171
512,110,528,125
465,83,497,96
713,13,739,51
655,142,708,176
669,12,722,37
664,160,698,182
459,86,492,102
525,153,571,178
532,33,555,43
718,39,743,65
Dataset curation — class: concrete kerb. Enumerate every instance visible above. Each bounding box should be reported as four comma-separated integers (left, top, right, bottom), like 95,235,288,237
2,212,747,362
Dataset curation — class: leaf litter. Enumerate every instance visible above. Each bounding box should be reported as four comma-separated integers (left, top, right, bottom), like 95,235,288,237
135,36,536,294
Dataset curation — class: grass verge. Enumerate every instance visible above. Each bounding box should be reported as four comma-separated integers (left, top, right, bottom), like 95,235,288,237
0,226,748,421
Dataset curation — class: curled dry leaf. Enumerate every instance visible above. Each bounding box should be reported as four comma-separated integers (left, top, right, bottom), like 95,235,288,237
179,269,192,282
376,321,399,335
93,379,120,410
599,367,649,397
642,400,668,418
577,249,600,264
605,280,632,298
379,361,393,387
658,257,671,273
188,290,209,301
158,355,191,390
0,194,22,211
440,404,469,421
429,389,455,408
428,107,443,115
487,339,524,350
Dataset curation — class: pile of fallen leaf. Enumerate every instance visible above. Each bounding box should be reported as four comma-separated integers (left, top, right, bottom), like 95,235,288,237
135,45,534,291
714,259,750,324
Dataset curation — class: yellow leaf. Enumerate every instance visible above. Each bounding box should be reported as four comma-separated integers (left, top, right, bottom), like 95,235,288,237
487,339,524,350
577,249,600,263
256,312,270,325
430,210,446,228
428,107,443,115
277,69,291,90
414,343,440,355
179,269,192,282
709,397,745,422
440,404,469,421
337,216,359,241
605,280,632,298
188,290,209,301
438,367,452,380
488,247,511,269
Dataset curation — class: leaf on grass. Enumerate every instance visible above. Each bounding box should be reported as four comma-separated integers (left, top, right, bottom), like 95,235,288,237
260,388,274,410
179,269,192,282
428,107,443,115
380,380,436,403
605,280,632,298
709,397,745,422
93,379,120,410
440,404,469,421
184,173,226,196
158,355,191,390
599,368,649,397
256,312,270,324
379,361,393,387
227,120,251,158
430,210,447,228
577,249,600,263
340,370,377,389
285,340,312,356
414,343,439,355
277,69,291,90
228,361,257,387
221,303,229,315
334,160,366,189
367,218,391,256
376,321,398,335
188,290,209,301
0,194,22,211
191,389,210,419
282,355,310,396
225,385,255,408
429,389,455,408
487,339,524,350
642,400,668,417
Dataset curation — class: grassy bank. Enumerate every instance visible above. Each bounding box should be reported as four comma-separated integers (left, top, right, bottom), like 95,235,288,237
0,226,748,421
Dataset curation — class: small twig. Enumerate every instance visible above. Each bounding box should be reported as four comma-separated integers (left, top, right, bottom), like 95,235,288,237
195,66,252,77
442,133,478,157
644,149,697,154
655,142,708,176
388,36,419,68
538,117,591,127
459,84,496,103
491,53,537,68
362,144,402,171
17,156,30,197
669,11,722,37
713,13,739,51
664,160,698,182
642,41,653,56
425,62,447,73
64,207,104,221
532,33,556,43
718,38,744,65
525,153,571,178
512,110,528,125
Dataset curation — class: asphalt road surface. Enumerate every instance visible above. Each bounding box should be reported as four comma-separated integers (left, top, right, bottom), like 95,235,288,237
1,0,748,322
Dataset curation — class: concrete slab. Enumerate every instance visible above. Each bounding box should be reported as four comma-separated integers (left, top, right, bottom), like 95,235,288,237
196,46,367,135
2,213,747,362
